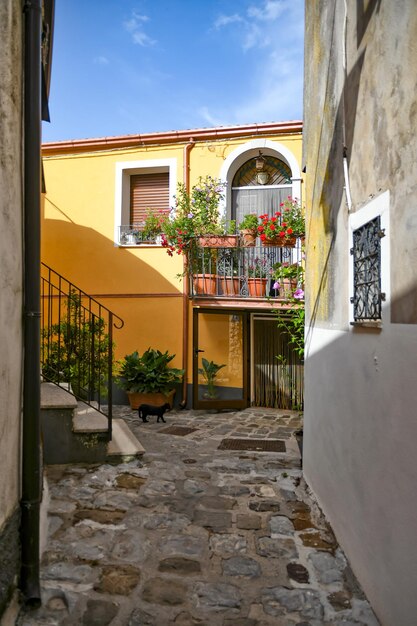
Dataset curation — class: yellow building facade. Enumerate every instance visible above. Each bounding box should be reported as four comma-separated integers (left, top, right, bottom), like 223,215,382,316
42,122,303,409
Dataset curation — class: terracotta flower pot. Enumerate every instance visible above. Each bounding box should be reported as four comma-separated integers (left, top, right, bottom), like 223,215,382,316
263,235,297,247
239,230,257,247
279,278,298,298
219,276,241,296
247,278,268,297
127,390,175,410
198,235,238,248
193,274,218,295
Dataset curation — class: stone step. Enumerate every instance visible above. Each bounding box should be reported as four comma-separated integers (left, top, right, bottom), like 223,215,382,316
41,382,78,410
73,402,109,433
107,418,145,461
41,382,145,464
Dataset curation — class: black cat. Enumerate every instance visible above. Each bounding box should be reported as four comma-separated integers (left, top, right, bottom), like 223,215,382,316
138,402,171,423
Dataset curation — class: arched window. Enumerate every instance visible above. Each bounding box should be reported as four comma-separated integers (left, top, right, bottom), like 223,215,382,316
231,153,293,224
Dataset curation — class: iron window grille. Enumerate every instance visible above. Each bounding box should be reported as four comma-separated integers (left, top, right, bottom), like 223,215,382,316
350,216,385,321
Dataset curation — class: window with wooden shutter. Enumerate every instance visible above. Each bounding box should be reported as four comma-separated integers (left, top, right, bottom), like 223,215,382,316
130,172,170,225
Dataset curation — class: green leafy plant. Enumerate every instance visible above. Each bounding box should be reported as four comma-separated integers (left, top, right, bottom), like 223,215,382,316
41,291,113,399
162,176,226,255
275,303,305,360
142,210,168,240
247,257,270,278
273,262,303,282
225,219,237,235
272,263,304,299
198,357,226,399
115,348,184,394
279,197,305,236
238,213,259,234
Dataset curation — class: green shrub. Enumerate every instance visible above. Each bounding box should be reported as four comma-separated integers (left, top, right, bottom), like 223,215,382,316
115,348,184,394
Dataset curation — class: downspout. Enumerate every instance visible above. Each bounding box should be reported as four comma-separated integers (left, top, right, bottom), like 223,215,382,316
342,0,353,212
180,139,195,408
20,0,42,606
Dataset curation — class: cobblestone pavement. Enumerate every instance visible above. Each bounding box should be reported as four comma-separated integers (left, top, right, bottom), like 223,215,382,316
18,407,379,626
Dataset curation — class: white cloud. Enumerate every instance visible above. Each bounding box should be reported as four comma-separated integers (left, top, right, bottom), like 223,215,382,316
132,31,156,46
243,24,268,50
214,13,243,29
94,56,109,65
248,0,287,22
206,0,304,126
199,106,224,128
124,12,149,32
214,0,301,52
123,11,156,47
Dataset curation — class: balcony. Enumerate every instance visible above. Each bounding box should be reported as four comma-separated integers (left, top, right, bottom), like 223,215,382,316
118,224,162,246
187,241,304,305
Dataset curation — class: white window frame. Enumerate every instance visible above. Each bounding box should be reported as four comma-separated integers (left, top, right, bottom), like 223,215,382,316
114,158,177,245
348,190,390,327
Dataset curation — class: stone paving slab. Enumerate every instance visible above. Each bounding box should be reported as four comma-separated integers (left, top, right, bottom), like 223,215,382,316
17,407,379,626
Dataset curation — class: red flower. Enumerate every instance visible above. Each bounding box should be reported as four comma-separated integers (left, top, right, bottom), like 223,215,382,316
270,217,277,222
257,225,264,232
287,228,293,235
279,231,286,238
260,233,266,241
269,224,275,231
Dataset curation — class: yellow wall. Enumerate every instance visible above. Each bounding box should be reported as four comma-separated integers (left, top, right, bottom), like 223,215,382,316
197,313,243,389
42,130,303,392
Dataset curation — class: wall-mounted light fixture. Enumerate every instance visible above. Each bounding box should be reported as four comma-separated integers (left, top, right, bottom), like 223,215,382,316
255,151,269,185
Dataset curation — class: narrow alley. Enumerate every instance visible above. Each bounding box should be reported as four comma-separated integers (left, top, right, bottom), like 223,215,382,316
18,408,379,626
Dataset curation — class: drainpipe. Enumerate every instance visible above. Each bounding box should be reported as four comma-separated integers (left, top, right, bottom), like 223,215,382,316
180,140,195,408
20,0,42,606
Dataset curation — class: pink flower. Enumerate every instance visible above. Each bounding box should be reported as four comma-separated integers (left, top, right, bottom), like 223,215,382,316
293,288,304,300
273,281,280,290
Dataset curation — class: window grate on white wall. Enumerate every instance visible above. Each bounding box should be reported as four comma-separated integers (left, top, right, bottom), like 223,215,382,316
350,216,385,321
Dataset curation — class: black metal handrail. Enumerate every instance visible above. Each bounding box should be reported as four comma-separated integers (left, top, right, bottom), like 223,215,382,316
187,243,304,299
40,263,124,437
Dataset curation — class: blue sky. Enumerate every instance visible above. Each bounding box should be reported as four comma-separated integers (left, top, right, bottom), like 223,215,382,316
43,0,304,142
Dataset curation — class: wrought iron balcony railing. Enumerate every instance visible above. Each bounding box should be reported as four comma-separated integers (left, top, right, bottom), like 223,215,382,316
187,243,304,299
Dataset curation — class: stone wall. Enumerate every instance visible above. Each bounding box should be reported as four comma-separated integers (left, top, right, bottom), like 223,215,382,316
0,0,23,616
0,509,21,616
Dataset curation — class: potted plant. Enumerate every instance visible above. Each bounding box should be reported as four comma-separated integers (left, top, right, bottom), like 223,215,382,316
199,218,238,248
238,213,259,247
257,213,296,247
162,176,235,255
247,257,271,297
115,348,184,409
273,262,304,298
142,210,168,244
280,197,305,239
125,229,140,245
198,358,226,399
191,248,219,295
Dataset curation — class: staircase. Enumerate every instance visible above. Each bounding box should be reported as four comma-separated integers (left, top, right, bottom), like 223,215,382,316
40,264,144,463
41,383,144,463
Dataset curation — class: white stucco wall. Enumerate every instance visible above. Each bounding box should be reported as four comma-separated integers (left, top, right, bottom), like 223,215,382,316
304,322,417,624
303,2,417,624
0,0,23,529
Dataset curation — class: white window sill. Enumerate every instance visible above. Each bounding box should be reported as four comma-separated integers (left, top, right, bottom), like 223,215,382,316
350,320,382,329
